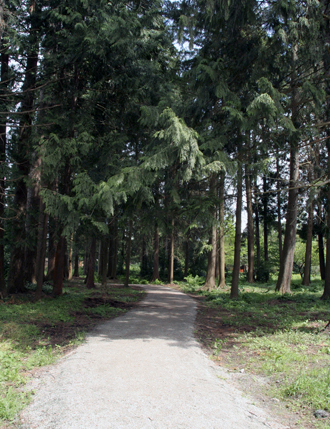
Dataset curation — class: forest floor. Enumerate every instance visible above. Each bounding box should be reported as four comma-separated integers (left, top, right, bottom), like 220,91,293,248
169,279,330,429
1,279,328,429
2,283,289,429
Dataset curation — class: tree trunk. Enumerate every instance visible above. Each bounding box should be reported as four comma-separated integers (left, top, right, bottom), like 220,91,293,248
150,222,160,282
0,46,8,298
68,234,73,281
100,237,108,286
302,197,314,286
53,236,66,296
45,217,56,281
263,175,269,266
275,145,299,293
7,45,39,293
184,234,189,278
231,158,243,298
204,174,218,290
322,138,330,299
218,172,226,288
73,253,79,277
35,200,49,301
140,234,148,277
124,219,133,287
275,44,300,294
246,165,254,283
254,180,261,278
168,217,175,284
86,237,96,289
317,202,326,280
276,154,283,263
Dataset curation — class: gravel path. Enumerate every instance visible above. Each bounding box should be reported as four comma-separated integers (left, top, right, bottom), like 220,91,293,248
20,284,287,429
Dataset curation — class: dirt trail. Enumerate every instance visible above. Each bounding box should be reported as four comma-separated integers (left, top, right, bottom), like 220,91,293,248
20,285,287,429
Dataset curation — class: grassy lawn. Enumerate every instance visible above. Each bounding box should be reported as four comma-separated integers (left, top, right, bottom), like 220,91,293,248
0,279,145,425
177,274,330,429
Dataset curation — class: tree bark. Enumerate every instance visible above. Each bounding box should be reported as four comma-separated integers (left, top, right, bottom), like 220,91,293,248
150,222,160,282
276,154,283,263
45,217,56,281
68,233,73,281
73,252,79,277
218,172,226,288
0,44,8,298
35,200,49,300
124,219,133,287
204,174,218,290
184,234,189,278
246,164,254,283
231,158,243,298
7,40,39,294
53,236,66,296
168,217,175,284
263,175,269,266
275,144,299,293
100,237,108,286
302,195,314,286
86,237,96,289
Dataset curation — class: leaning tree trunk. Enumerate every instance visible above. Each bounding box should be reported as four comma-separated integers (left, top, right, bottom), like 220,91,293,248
218,172,226,288
150,222,160,282
204,174,218,290
231,157,243,298
86,237,96,289
124,219,133,287
0,45,8,298
246,164,254,283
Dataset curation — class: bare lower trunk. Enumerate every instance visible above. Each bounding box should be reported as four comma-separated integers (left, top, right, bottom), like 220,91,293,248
322,139,330,299
218,172,226,288
8,37,39,294
73,253,79,277
68,234,73,281
277,154,283,263
0,47,8,298
231,159,243,298
150,223,160,282
124,219,133,287
35,200,49,300
53,236,66,296
302,195,314,286
275,145,299,293
246,165,254,283
168,218,174,284
86,237,96,289
45,218,56,281
184,236,189,278
204,174,218,290
101,237,108,286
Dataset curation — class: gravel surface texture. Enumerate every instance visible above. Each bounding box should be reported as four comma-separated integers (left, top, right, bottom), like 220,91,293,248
20,284,287,429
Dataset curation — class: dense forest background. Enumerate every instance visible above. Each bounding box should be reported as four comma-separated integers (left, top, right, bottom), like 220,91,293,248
1,0,330,300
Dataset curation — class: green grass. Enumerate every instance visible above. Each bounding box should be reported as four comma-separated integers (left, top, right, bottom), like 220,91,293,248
0,280,144,425
179,274,330,428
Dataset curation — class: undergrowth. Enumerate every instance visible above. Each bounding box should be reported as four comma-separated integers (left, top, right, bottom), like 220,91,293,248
0,280,144,425
178,274,330,429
